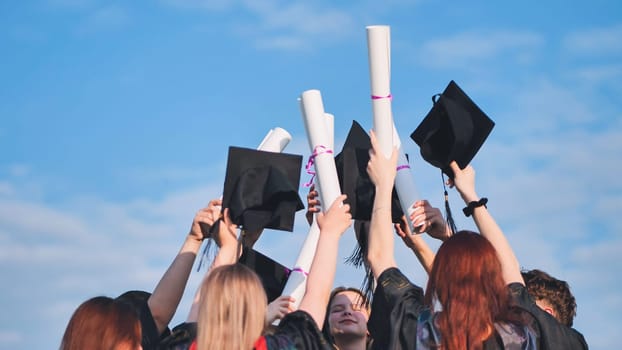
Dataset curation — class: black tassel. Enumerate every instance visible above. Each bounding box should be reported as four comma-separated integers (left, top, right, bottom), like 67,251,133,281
345,244,365,267
442,171,457,236
345,220,370,268
359,265,375,308
196,238,218,272
344,220,374,307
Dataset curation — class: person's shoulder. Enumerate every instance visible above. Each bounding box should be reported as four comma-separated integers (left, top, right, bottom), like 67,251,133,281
569,327,589,350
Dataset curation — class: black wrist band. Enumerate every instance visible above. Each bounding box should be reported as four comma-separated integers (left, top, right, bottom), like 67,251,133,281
463,197,488,217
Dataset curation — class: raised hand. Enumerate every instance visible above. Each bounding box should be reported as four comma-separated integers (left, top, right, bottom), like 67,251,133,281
218,208,239,249
409,200,451,241
317,194,352,237
305,184,321,226
447,161,478,202
366,130,398,190
265,295,296,324
189,199,222,242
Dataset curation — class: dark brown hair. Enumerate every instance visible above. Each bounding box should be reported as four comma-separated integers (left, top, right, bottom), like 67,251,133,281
322,287,371,348
425,231,521,350
522,269,577,327
60,296,142,350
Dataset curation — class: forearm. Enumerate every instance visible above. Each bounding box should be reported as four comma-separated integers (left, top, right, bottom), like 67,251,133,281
368,185,397,280
148,235,202,333
299,233,340,327
409,235,435,275
463,193,522,285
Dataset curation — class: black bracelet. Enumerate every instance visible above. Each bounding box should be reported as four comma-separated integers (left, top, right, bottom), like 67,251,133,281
463,197,488,217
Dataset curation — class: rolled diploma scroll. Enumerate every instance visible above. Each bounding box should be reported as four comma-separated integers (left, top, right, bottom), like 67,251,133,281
324,113,334,152
257,127,292,152
367,25,394,157
281,90,342,309
392,125,420,233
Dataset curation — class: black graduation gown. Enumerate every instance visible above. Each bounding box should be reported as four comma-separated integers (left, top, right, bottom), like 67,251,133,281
368,267,588,350
259,310,333,350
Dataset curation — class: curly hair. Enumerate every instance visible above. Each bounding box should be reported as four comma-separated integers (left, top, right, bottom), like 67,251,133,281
521,269,577,327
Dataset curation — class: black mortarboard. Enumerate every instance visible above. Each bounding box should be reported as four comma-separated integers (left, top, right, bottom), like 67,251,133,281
334,121,401,299
410,80,495,178
238,246,290,303
221,146,304,232
335,120,403,223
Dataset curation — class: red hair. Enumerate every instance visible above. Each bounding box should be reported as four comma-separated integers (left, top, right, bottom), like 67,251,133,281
425,231,516,350
60,296,142,350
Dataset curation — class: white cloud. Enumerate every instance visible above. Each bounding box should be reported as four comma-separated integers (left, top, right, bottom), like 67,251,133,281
76,5,130,34
0,330,22,346
0,200,92,242
563,23,622,56
0,182,13,196
47,0,98,9
418,30,543,69
159,0,236,11
161,0,356,51
7,164,30,177
0,176,214,348
570,64,622,85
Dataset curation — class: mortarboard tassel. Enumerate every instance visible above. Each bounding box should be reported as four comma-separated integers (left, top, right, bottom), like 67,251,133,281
442,171,457,236
196,238,217,272
359,266,375,308
345,222,367,268
196,220,221,272
344,220,374,307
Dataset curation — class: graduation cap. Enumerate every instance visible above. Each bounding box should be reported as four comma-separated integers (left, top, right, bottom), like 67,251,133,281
410,80,495,179
221,146,304,232
410,80,495,234
335,120,403,223
238,246,290,303
333,121,403,302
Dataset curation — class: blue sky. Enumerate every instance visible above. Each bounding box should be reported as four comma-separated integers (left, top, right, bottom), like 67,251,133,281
1,0,621,348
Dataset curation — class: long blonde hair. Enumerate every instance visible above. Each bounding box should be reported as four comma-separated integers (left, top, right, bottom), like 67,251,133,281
197,264,267,350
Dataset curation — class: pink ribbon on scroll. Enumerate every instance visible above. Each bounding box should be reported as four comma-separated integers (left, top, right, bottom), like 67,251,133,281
303,145,333,187
371,93,393,100
285,267,309,277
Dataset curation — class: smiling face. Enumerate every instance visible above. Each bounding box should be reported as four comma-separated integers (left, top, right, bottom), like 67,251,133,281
328,290,370,339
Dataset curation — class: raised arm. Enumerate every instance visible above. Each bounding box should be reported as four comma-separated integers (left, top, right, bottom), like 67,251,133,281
186,203,239,322
394,200,451,274
147,199,223,333
366,130,399,280
394,217,435,275
448,161,523,285
298,194,352,328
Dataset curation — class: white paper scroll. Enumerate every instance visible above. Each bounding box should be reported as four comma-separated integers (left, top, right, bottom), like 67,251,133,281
367,25,394,157
392,125,420,233
280,90,341,309
257,127,292,152
368,25,421,233
299,90,341,215
324,113,334,152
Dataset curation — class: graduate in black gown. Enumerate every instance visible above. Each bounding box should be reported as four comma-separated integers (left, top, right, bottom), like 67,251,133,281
366,128,588,349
